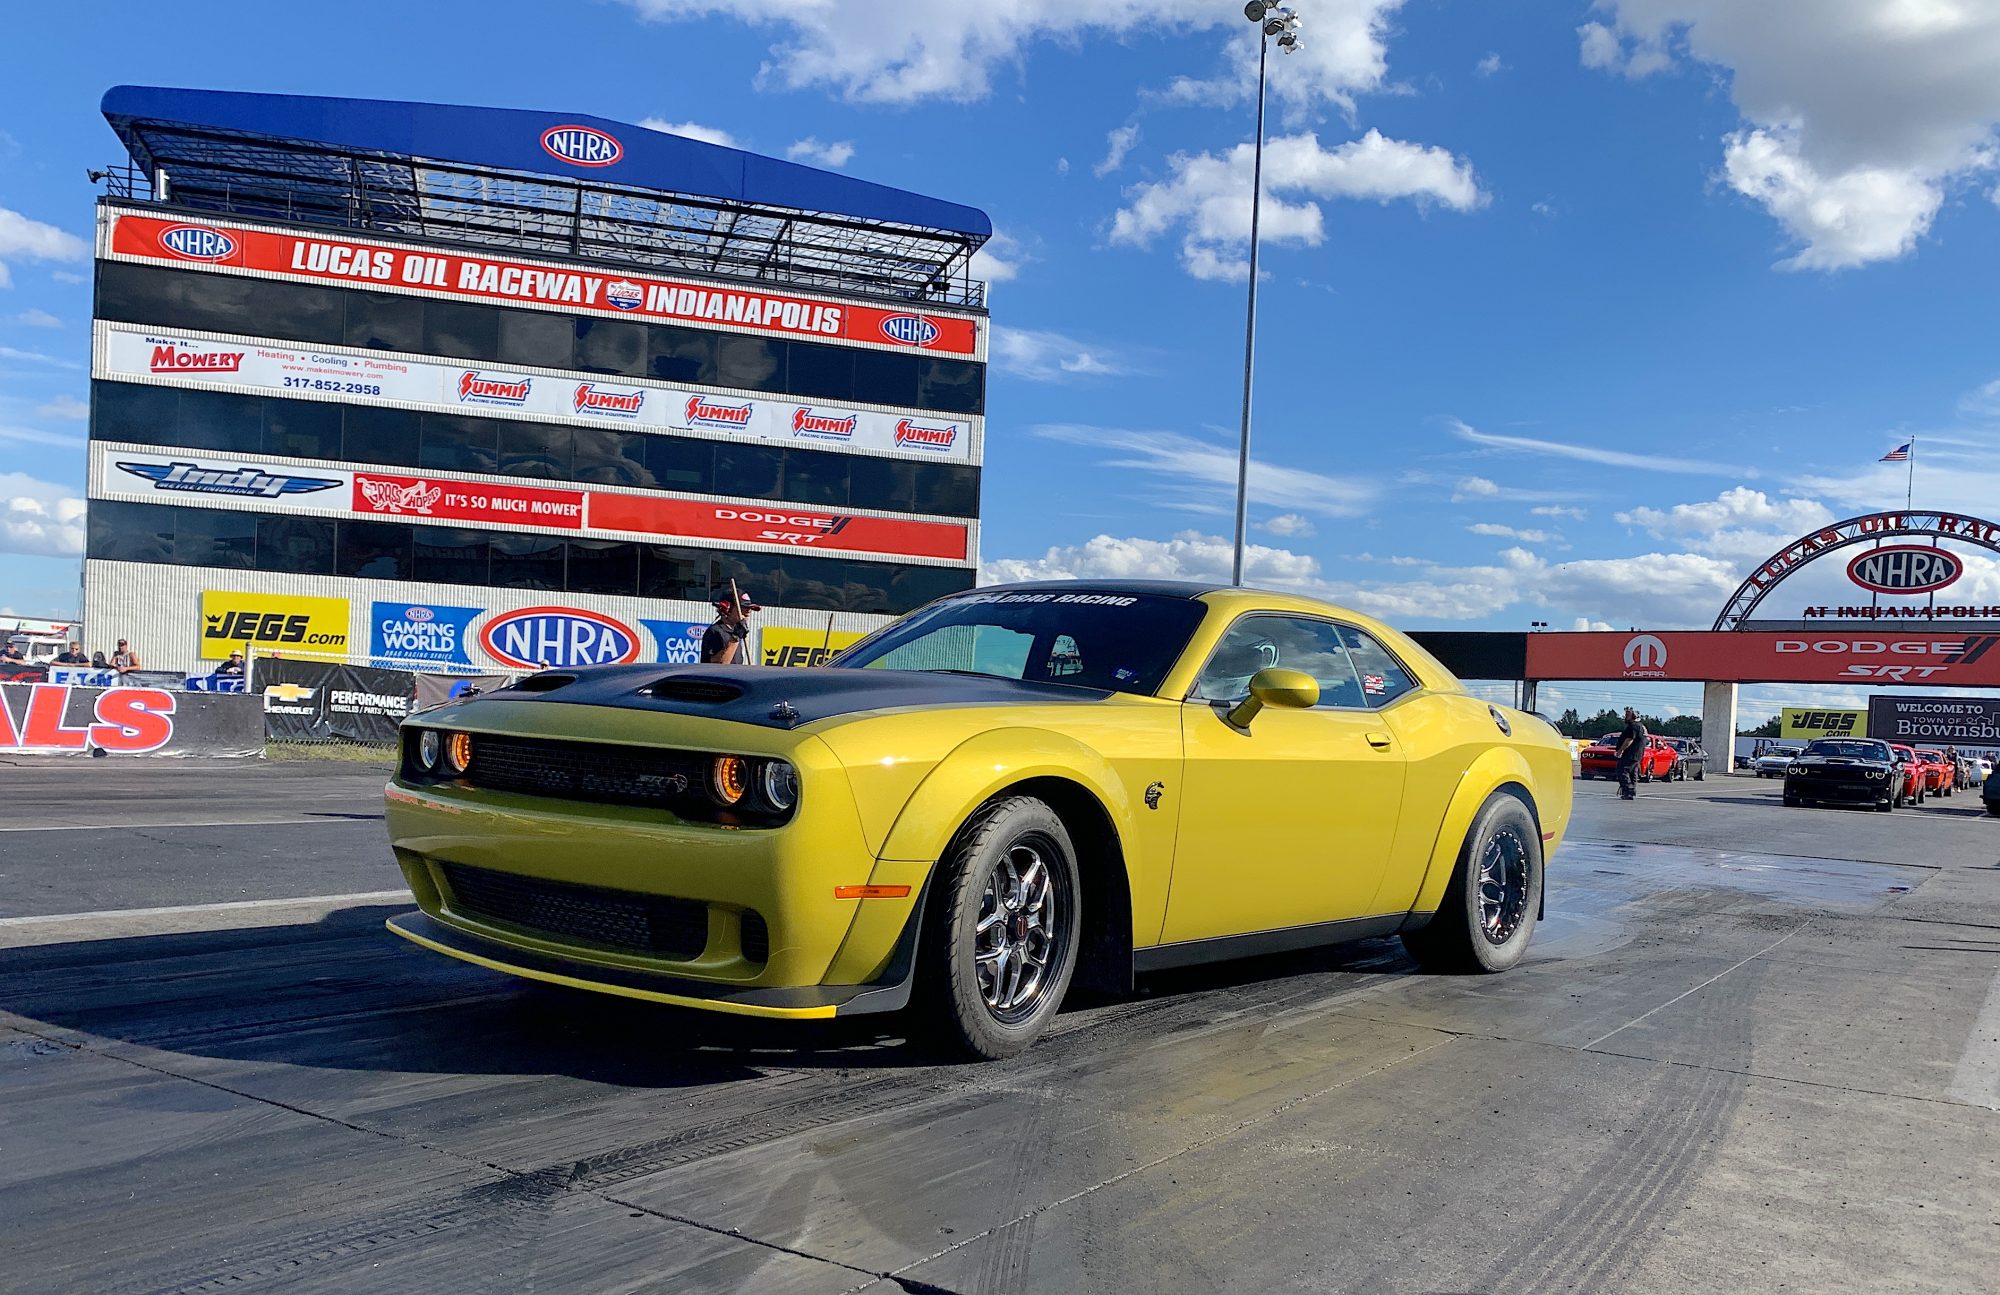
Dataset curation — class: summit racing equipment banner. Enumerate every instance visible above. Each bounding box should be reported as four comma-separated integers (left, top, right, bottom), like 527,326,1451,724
1869,696,2000,746
1526,630,2000,686
255,657,415,744
109,212,982,358
102,328,975,464
200,591,351,657
0,683,263,757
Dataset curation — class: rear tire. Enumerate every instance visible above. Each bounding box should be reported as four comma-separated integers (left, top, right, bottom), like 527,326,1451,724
1986,801,2000,817
917,796,1081,1061
1401,793,1542,975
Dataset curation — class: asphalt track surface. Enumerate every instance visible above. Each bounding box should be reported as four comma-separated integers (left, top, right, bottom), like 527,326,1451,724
4,759,1999,1293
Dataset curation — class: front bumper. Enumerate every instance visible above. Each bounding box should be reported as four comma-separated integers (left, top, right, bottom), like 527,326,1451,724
1785,772,1890,802
383,707,930,1016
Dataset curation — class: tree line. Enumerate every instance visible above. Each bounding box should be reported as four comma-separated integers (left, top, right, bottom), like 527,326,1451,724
1548,707,1762,740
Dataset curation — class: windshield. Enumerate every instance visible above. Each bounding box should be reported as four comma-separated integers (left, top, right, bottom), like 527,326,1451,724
833,589,1208,696
1802,739,1890,760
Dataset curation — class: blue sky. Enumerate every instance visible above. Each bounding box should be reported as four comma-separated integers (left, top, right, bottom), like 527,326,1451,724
4,0,1999,718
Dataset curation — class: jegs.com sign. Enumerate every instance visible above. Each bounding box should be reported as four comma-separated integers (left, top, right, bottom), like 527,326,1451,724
1526,631,2000,686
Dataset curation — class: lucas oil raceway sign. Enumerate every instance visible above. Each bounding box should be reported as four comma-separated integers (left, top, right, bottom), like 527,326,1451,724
1525,630,2000,686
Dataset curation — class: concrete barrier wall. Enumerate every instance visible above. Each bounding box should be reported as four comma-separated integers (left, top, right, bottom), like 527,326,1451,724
0,683,265,757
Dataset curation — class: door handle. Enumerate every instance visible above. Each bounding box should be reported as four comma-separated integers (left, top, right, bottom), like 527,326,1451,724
1366,731,1393,749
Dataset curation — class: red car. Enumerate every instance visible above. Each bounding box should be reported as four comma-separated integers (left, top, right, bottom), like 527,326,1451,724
1916,749,1956,797
1888,744,1927,804
1580,733,1677,782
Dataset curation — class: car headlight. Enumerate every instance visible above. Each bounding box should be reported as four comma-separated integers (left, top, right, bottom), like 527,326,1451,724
417,729,440,771
443,731,473,775
759,760,799,812
710,755,748,806
1866,768,1887,779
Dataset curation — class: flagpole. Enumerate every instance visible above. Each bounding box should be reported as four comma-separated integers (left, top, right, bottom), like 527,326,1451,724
1906,435,1916,512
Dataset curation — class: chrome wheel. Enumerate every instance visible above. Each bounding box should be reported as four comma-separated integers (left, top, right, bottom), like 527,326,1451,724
1476,828,1531,946
972,835,1066,1024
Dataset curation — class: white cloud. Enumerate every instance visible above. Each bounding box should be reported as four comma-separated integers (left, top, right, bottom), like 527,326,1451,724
1160,1,1408,117
1585,0,2000,269
0,424,85,448
1095,124,1140,178
0,209,86,291
0,345,79,369
1056,157,1071,175
620,1,1406,108
12,308,59,328
1617,486,1831,545
786,137,855,168
1035,423,1375,518
969,229,1027,283
1532,505,1587,520
1263,513,1316,538
1111,130,1485,280
33,395,86,421
637,117,741,148
1571,617,1615,632
0,472,84,558
983,529,1321,590
1468,522,1560,543
1476,52,1505,76
49,270,84,285
1451,418,1743,475
992,327,1130,381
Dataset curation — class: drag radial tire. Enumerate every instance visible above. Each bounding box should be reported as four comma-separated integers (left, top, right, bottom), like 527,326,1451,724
1401,793,1543,974
917,797,1081,1060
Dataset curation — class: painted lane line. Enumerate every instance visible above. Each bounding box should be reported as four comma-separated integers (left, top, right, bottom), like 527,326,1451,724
1946,963,2000,1110
0,890,409,928
0,818,368,833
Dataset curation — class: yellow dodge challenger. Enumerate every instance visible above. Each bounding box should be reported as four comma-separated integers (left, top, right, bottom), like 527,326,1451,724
385,581,1571,1058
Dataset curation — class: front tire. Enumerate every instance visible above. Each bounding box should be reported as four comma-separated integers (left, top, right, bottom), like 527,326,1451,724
1402,793,1543,974
918,797,1081,1060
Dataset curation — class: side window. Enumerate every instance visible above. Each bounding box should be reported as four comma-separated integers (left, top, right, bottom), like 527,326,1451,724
1193,615,1365,708
1336,626,1420,707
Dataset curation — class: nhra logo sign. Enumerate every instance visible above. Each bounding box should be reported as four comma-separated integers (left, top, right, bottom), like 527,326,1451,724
879,315,940,347
156,224,239,261
480,606,641,671
1847,546,1963,595
540,125,623,168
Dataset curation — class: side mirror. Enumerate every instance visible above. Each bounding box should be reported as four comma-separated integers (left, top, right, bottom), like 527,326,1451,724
1226,667,1319,730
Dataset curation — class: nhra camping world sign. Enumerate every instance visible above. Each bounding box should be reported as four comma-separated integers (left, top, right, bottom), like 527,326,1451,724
1526,630,2000,686
108,212,982,357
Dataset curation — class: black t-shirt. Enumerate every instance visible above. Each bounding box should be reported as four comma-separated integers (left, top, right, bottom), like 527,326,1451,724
54,651,89,664
700,620,747,664
1618,719,1647,763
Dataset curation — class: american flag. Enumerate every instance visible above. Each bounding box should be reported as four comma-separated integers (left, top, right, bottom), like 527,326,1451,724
1880,442,1912,462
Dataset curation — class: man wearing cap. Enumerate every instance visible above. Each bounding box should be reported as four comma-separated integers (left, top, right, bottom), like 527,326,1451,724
110,638,142,677
701,591,758,665
215,651,247,678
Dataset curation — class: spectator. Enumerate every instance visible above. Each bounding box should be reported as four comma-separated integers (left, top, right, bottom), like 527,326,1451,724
110,639,142,677
1615,706,1648,802
0,640,24,664
215,651,246,678
90,651,108,669
701,589,759,665
53,641,89,665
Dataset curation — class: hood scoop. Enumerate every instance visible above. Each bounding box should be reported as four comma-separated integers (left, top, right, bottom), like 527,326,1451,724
642,678,746,704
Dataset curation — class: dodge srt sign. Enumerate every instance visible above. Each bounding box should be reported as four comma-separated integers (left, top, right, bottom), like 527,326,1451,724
1525,631,2000,686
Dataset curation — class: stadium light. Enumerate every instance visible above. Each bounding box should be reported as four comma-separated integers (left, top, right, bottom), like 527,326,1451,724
1231,2,1305,586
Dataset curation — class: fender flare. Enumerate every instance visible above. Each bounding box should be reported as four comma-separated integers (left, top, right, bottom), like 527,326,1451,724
875,726,1134,865
1408,747,1543,918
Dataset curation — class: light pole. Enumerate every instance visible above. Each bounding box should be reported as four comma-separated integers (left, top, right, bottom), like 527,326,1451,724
1231,1,1303,586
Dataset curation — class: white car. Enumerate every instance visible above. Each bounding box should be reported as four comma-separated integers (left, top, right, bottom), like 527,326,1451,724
1755,748,1802,778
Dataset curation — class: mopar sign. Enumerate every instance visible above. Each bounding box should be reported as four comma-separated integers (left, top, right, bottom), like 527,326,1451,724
479,606,640,670
157,224,238,261
879,315,940,347
1847,545,1963,595
540,125,622,168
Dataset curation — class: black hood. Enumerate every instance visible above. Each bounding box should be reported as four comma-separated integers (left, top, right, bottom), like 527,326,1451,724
473,663,1113,729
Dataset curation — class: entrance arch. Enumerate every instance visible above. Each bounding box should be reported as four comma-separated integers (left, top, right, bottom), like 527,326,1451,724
1712,510,2000,630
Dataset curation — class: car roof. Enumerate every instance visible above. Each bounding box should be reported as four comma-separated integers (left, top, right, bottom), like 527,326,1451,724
969,579,1225,599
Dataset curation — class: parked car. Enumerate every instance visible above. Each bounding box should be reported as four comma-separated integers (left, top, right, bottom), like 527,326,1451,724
1783,738,1902,811
1887,744,1927,805
1984,766,2000,817
1660,736,1707,781
1755,746,1803,778
1580,733,1676,781
1970,758,1991,788
1915,749,1955,797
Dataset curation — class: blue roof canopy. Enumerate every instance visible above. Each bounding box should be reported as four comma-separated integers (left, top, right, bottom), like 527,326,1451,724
102,85,991,240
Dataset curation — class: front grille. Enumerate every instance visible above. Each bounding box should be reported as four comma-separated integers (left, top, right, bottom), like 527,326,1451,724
466,734,709,810
441,863,707,959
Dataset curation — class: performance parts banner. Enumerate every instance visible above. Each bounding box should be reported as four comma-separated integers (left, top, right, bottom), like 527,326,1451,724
103,328,975,463
108,212,983,358
255,658,415,745
96,445,972,563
